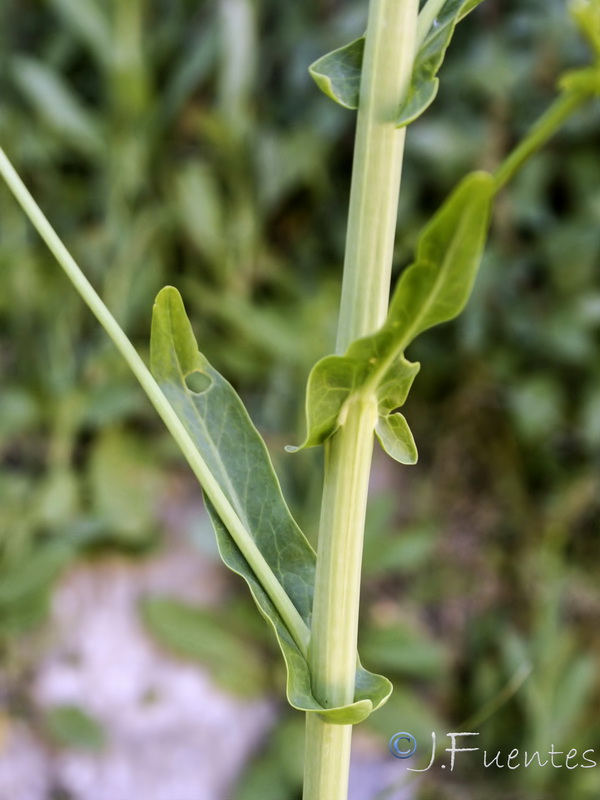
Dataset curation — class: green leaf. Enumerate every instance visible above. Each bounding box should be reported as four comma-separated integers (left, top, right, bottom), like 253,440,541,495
150,286,392,723
140,595,267,697
174,163,225,268
0,540,74,640
36,468,80,529
552,654,596,736
43,705,105,751
308,0,485,124
382,171,494,339
286,358,364,450
294,171,494,457
373,356,421,464
288,353,420,464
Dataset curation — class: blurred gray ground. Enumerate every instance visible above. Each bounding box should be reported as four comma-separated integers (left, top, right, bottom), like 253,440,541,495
0,535,275,800
0,531,413,800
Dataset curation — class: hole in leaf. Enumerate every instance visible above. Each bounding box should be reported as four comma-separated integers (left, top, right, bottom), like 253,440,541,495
184,371,211,394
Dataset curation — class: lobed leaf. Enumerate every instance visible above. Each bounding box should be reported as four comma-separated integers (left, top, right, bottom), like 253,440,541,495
294,171,495,457
289,352,420,465
308,0,485,126
373,357,421,463
150,287,391,723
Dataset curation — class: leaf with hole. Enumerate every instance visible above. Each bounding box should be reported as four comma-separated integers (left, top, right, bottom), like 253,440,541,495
150,286,392,723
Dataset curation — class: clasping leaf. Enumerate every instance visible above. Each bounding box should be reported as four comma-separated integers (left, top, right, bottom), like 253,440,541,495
150,287,391,723
292,171,495,459
309,0,486,125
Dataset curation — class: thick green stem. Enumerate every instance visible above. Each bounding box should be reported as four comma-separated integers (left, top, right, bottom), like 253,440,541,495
303,1,419,798
304,396,377,800
336,0,419,353
303,714,353,800
309,393,379,707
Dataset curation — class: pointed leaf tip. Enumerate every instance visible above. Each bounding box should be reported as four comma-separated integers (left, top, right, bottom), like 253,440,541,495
150,286,393,723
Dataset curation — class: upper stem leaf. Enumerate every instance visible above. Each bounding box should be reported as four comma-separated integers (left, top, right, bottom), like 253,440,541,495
291,171,495,458
308,0,485,125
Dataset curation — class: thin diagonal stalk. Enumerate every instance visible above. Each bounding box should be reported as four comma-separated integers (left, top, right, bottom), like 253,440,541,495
0,146,309,657
494,88,591,190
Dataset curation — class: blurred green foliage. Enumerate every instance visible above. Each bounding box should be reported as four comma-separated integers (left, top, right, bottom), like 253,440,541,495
0,0,599,798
